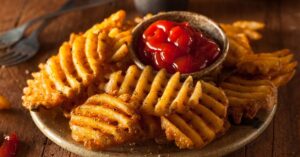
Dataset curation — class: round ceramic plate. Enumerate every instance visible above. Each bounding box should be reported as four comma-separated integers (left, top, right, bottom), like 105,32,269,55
30,104,276,157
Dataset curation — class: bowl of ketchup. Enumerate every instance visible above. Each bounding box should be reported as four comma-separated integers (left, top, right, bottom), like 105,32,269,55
130,11,229,78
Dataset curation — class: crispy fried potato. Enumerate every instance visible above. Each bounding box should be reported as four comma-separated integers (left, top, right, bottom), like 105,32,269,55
85,10,126,35
22,10,135,110
161,81,229,149
23,68,65,109
221,21,264,67
271,70,296,87
102,65,230,147
220,21,295,124
134,14,153,24
139,115,163,140
107,28,132,62
237,49,297,75
102,65,203,116
70,94,140,150
221,21,264,40
221,21,297,87
224,33,254,67
220,75,277,124
236,49,298,87
0,95,10,109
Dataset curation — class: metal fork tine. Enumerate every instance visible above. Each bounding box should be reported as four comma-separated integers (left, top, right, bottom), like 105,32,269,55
0,51,19,61
0,54,27,65
2,55,31,66
0,51,23,62
0,50,15,58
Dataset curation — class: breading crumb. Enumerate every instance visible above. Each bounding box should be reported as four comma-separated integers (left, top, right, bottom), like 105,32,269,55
25,70,30,75
0,95,10,109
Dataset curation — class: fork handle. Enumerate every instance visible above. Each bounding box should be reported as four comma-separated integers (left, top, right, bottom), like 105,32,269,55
27,0,114,27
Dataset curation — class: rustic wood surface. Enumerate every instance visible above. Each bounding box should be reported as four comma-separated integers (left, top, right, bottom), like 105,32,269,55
0,0,299,156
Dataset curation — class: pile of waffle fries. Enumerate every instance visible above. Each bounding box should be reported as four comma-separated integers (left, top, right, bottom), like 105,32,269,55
22,10,297,150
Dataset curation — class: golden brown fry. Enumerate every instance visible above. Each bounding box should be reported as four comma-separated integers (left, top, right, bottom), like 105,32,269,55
70,94,140,150
134,14,153,24
22,69,65,109
237,49,295,75
223,33,254,67
107,28,132,62
232,21,264,29
102,65,230,148
220,75,277,124
0,95,10,109
161,81,229,149
222,21,297,87
139,115,163,140
22,10,135,110
221,21,265,67
102,65,203,116
85,10,126,35
271,70,296,87
221,21,264,40
236,49,298,86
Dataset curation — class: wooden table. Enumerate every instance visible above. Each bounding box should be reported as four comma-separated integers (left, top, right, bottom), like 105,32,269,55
0,0,299,156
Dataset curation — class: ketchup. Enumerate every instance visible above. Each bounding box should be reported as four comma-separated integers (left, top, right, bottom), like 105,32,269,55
138,20,221,73
0,133,18,157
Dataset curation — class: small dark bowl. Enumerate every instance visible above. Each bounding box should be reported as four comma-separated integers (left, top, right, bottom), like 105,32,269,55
134,0,189,14
129,11,229,79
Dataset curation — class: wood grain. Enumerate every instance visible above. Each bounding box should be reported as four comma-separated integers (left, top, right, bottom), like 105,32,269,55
273,0,300,157
0,0,299,157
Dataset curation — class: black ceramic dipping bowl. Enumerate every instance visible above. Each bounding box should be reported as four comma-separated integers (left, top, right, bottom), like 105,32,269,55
134,0,189,14
129,11,229,79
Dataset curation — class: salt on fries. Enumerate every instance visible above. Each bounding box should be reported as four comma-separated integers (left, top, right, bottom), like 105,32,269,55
161,81,229,149
70,94,140,150
220,76,277,124
22,10,133,110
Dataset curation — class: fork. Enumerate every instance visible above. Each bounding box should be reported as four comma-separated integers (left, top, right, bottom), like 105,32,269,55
0,0,113,66
0,0,75,49
0,0,112,49
0,21,47,65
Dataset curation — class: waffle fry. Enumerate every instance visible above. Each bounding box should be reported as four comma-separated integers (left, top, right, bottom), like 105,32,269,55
221,22,297,87
139,115,163,140
237,49,298,87
20,8,297,151
220,21,264,67
223,34,254,67
23,68,65,109
85,10,126,35
70,94,140,150
271,70,296,87
221,21,264,40
22,10,134,110
102,65,202,116
220,75,277,124
161,81,229,149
